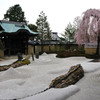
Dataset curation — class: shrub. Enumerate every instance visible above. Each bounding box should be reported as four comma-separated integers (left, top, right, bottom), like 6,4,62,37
21,58,30,65
56,46,85,58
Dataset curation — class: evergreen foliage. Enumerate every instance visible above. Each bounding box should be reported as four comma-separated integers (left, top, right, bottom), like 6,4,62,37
61,23,76,43
4,4,26,22
28,24,37,32
36,11,51,41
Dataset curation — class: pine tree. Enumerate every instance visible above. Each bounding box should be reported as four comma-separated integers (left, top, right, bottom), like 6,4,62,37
36,11,51,52
62,23,76,43
28,24,37,32
4,4,26,22
36,11,51,40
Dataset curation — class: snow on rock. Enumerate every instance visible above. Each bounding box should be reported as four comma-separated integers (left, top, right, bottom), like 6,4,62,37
0,54,100,100
81,62,100,73
90,71,100,82
21,85,80,100
0,59,17,66
0,82,47,100
41,52,48,56
67,67,100,100
0,67,29,81
38,52,52,62
1,67,20,78
48,68,68,75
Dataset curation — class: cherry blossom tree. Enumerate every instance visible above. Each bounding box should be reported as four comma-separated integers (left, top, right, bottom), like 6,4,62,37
75,9,100,55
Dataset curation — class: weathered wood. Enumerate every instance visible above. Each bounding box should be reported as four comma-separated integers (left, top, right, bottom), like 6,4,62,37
49,64,84,88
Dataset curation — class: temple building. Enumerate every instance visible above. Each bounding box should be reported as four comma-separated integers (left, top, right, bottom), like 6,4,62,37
0,20,38,57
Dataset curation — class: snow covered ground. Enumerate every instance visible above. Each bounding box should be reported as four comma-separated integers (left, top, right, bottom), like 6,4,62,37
0,53,100,100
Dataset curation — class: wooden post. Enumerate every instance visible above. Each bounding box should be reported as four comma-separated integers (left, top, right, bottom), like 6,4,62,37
96,36,100,55
32,53,34,61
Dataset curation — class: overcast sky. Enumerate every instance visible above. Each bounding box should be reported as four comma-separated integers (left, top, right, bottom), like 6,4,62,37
0,0,100,35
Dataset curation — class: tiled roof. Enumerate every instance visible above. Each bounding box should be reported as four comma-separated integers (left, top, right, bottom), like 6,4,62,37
51,32,60,40
0,20,38,35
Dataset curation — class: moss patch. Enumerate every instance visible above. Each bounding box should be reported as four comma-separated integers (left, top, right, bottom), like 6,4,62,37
0,56,31,71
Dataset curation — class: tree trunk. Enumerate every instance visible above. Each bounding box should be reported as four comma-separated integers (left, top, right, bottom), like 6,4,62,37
49,39,51,52
96,36,100,55
41,40,44,53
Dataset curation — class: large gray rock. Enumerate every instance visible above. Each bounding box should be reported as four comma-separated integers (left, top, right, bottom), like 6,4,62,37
49,64,84,88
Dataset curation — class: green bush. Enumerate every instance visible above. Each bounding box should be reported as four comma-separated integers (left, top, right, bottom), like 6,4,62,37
85,54,100,59
56,46,85,58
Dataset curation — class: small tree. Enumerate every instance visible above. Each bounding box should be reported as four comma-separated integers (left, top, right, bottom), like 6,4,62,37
73,16,81,31
36,11,51,52
4,4,26,22
43,22,52,40
45,22,52,51
62,23,76,43
36,11,51,40
75,9,100,55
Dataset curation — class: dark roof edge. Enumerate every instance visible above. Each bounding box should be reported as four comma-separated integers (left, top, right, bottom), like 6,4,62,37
52,32,58,34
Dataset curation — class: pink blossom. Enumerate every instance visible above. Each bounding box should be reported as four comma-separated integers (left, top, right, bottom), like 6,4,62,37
75,9,100,45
